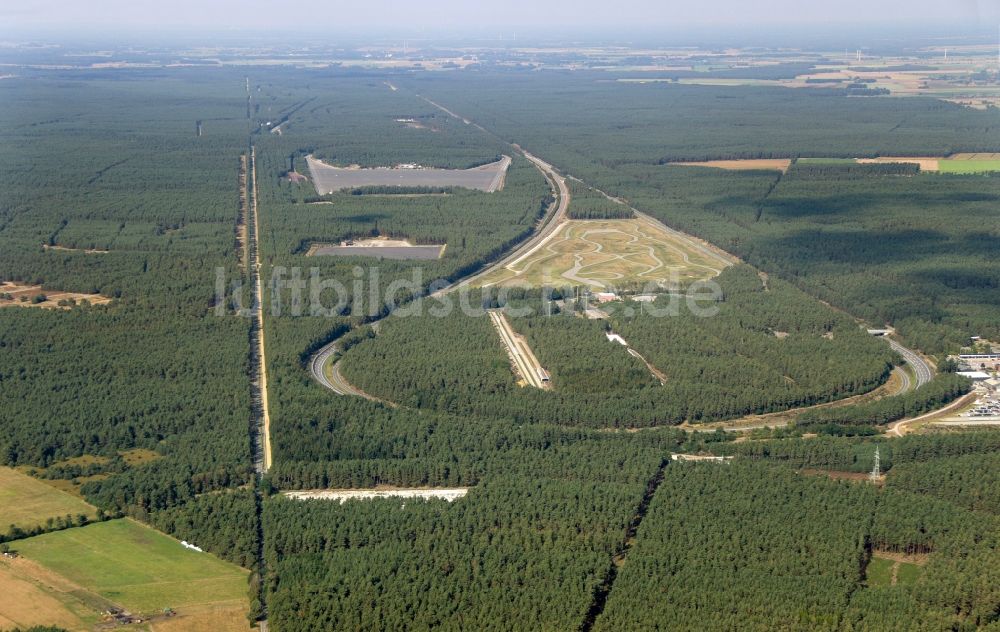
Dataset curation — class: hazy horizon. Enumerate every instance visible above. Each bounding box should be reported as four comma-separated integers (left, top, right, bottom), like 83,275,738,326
3,0,999,37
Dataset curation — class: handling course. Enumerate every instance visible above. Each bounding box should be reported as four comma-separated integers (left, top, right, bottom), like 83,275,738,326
476,217,727,289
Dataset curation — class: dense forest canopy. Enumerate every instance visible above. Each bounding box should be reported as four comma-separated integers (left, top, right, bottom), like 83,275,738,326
338,266,896,427
408,73,1000,354
0,66,997,631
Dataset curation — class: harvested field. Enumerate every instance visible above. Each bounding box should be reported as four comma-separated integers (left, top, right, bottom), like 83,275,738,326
306,154,511,194
671,159,791,172
149,603,250,632
951,152,1000,160
0,282,111,310
0,555,103,630
857,157,940,171
283,488,469,503
16,519,249,616
822,155,1000,173
0,467,97,531
477,217,726,289
306,237,445,260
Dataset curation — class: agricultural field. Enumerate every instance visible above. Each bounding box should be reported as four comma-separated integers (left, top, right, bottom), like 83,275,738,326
477,217,728,290
937,157,1000,173
0,555,103,631
14,519,248,619
0,467,97,532
671,158,791,172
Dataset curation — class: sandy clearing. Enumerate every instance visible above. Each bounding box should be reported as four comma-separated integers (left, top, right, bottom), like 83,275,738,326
932,417,1000,427
306,238,445,260
671,159,792,172
283,488,470,503
0,282,111,310
42,244,109,254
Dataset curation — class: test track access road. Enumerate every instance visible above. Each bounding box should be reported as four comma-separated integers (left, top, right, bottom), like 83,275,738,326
886,337,933,388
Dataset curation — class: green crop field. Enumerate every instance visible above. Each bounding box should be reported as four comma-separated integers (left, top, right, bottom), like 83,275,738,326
938,159,1000,173
0,467,96,531
15,519,248,615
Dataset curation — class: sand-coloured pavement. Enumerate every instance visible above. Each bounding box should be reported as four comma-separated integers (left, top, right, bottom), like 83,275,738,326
477,218,726,289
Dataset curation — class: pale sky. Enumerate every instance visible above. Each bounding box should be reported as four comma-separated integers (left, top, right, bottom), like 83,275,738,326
3,0,999,33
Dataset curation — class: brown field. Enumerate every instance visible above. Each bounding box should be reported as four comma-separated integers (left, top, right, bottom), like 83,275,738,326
149,604,248,631
672,159,791,172
0,555,104,631
857,157,940,171
0,282,111,310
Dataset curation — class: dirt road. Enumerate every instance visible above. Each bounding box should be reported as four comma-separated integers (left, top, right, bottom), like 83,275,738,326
887,391,979,437
247,147,272,474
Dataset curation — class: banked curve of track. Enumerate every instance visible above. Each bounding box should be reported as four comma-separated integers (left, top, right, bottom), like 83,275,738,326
306,149,570,395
